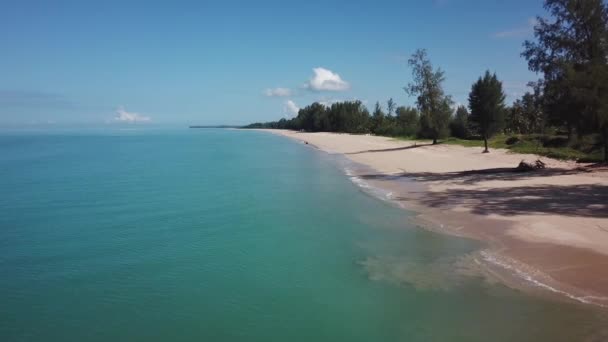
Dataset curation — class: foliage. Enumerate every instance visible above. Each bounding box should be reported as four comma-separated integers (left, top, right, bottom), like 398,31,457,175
507,92,544,134
371,102,386,134
394,106,419,137
468,71,507,152
386,98,396,117
450,105,470,139
245,100,422,138
523,0,608,160
326,101,370,133
404,49,453,144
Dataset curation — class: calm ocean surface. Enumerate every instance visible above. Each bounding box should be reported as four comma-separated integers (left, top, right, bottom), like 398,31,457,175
1,128,606,341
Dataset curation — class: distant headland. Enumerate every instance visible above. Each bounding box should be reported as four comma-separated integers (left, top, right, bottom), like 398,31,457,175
189,125,243,129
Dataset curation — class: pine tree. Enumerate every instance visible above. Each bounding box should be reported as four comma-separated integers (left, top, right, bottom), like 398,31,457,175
468,71,506,153
523,0,608,161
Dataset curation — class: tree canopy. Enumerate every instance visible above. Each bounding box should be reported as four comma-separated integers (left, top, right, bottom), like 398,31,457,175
405,49,453,144
450,105,470,139
468,71,506,152
523,0,608,160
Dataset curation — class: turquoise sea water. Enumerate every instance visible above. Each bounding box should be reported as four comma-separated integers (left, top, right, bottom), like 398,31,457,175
1,128,607,341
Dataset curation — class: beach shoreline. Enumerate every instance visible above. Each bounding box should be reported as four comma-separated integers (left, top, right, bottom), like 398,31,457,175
256,129,608,308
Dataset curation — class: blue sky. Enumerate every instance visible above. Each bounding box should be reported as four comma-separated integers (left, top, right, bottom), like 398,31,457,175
0,0,545,126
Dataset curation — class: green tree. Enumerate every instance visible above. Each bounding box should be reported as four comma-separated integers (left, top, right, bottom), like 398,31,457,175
245,100,373,133
327,101,370,133
387,98,396,117
468,71,506,153
508,100,529,134
405,49,453,144
296,102,326,132
507,91,544,134
371,101,386,134
450,105,470,138
523,0,608,161
395,106,419,136
313,107,331,131
527,81,546,134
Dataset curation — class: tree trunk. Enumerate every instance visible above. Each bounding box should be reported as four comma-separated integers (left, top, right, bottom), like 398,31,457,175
604,125,608,163
433,137,437,145
483,136,489,153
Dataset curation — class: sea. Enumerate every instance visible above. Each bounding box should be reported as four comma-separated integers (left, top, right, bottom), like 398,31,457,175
0,127,606,341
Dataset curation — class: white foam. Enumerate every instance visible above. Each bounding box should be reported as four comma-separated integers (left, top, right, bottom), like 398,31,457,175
479,251,608,308
350,176,371,189
342,168,397,203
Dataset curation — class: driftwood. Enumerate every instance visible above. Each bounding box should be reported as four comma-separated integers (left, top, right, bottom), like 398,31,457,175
516,159,546,172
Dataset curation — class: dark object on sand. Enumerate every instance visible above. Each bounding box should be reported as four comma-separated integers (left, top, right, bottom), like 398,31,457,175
516,159,546,172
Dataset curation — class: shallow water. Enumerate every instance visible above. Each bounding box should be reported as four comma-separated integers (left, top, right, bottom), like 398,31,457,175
0,128,606,341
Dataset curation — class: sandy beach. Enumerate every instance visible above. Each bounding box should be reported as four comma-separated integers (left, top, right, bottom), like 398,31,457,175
262,129,608,307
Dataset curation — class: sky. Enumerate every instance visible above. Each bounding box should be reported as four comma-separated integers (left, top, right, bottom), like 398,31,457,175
0,0,547,127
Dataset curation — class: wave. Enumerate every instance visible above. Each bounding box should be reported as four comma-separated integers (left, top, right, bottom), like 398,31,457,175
343,167,395,202
479,250,608,308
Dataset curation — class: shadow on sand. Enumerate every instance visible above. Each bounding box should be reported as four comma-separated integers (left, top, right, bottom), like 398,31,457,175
414,183,608,218
346,143,434,155
359,167,588,186
357,168,607,218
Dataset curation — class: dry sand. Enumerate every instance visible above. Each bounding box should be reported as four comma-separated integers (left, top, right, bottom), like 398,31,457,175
261,130,608,307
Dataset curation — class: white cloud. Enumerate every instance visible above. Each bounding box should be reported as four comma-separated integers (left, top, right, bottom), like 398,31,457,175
264,87,293,97
284,100,300,116
114,106,151,123
493,18,537,39
305,67,350,91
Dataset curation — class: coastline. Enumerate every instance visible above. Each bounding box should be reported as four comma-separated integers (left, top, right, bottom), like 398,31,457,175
257,129,608,308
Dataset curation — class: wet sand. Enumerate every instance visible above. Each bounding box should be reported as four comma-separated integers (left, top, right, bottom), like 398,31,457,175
261,129,608,307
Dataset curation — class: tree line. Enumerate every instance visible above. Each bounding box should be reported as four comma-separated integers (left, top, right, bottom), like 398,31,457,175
246,0,608,162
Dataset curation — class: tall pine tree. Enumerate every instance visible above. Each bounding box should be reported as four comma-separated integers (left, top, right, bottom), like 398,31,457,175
468,71,506,153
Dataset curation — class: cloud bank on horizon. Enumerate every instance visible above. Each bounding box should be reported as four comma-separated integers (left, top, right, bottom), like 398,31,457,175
114,106,151,123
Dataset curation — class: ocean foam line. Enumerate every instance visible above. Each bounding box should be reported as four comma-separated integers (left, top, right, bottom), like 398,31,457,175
479,251,608,308
350,176,371,189
343,167,396,202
